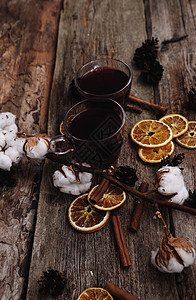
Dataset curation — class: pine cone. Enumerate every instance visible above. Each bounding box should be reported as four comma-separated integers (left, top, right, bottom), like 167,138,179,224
133,37,159,68
114,165,138,187
38,269,66,296
140,60,164,85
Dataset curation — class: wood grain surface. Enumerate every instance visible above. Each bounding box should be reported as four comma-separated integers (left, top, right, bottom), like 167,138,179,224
0,1,62,299
0,0,195,300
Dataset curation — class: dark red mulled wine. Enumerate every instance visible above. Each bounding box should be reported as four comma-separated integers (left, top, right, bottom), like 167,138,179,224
67,107,123,169
78,67,129,96
68,107,121,140
75,59,132,106
49,98,125,170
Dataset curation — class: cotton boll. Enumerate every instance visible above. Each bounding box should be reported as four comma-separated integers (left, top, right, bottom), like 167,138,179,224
53,164,93,196
59,184,80,195
0,152,12,171
170,187,189,205
5,147,22,164
79,172,93,183
25,137,49,159
0,112,16,129
151,233,195,273
4,123,18,133
4,131,17,147
151,249,184,273
14,138,26,154
156,166,189,205
78,182,92,194
0,132,6,149
163,256,184,273
61,165,77,183
53,170,70,187
157,166,184,194
175,247,196,267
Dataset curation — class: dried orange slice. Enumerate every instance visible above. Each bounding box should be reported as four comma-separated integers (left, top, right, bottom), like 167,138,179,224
59,121,66,135
176,121,196,149
88,184,126,211
68,194,110,233
159,114,188,138
77,287,113,300
130,119,173,148
138,141,175,163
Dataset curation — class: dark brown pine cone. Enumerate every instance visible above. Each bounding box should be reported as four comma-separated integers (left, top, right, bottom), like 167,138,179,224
140,60,164,85
114,165,138,187
38,269,66,296
133,37,159,68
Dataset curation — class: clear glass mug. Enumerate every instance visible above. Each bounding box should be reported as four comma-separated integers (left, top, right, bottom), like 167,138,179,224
48,98,125,170
74,58,132,107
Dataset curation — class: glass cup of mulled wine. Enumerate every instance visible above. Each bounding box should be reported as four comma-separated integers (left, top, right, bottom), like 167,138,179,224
74,58,132,107
48,98,125,170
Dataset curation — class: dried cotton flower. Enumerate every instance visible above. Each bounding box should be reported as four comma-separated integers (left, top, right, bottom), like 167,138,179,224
24,134,50,159
53,164,93,196
0,112,16,129
0,152,13,171
156,166,189,204
0,112,26,171
151,233,195,273
5,147,22,164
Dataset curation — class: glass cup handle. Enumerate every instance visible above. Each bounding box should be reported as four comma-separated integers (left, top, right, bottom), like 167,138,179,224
49,135,75,155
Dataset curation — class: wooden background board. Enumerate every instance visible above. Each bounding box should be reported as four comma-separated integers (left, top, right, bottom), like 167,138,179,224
26,0,195,300
0,0,195,299
0,1,62,299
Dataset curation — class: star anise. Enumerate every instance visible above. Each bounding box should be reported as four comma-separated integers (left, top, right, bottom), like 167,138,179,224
38,269,66,296
161,153,185,167
114,165,138,187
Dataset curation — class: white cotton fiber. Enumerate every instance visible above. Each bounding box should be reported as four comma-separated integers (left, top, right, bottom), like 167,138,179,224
61,166,76,183
3,123,18,133
175,247,196,267
4,131,17,147
59,184,81,195
151,250,184,273
0,112,16,129
157,166,189,205
0,132,6,149
26,138,48,159
53,170,70,187
79,172,93,183
13,138,26,154
0,152,13,171
53,164,93,196
5,147,22,164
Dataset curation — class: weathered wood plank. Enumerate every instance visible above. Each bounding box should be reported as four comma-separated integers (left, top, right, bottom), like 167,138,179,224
0,1,62,299
149,0,196,299
25,1,189,300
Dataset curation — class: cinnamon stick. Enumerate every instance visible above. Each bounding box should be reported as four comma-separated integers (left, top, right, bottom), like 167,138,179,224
130,182,149,232
126,104,143,114
105,281,139,300
112,216,131,267
128,94,167,115
89,178,110,204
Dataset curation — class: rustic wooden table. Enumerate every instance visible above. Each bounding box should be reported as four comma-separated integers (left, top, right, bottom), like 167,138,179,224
0,0,196,299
